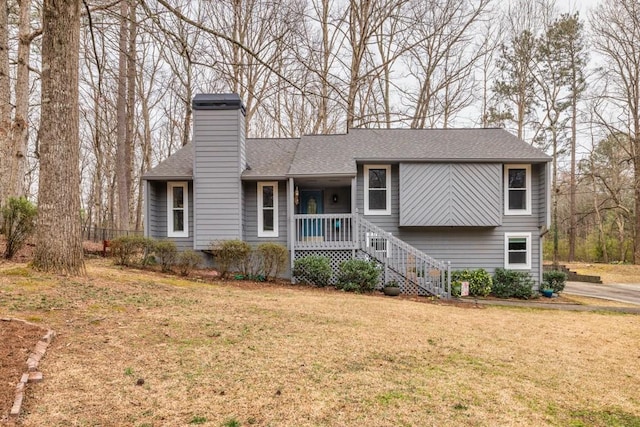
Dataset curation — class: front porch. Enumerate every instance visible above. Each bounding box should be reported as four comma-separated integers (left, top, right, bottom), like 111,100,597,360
290,212,450,298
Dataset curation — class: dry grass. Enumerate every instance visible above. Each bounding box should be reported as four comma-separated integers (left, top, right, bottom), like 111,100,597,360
1,259,639,427
565,262,640,285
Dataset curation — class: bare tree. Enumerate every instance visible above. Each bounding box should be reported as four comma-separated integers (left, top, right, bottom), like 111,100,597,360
33,0,84,274
116,0,131,230
490,0,555,142
0,0,10,211
533,13,586,264
9,0,32,199
406,0,490,129
591,0,640,263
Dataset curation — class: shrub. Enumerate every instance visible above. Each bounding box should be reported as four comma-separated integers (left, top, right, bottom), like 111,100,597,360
212,240,252,278
257,242,288,281
293,255,332,286
176,250,201,276
154,240,177,272
1,197,37,259
451,269,492,297
336,259,380,293
110,235,151,266
492,268,535,299
543,270,567,293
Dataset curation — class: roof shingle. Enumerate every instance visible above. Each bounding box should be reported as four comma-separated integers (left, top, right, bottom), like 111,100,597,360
143,128,551,180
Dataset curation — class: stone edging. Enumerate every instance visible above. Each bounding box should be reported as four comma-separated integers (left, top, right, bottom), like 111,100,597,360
1,318,55,419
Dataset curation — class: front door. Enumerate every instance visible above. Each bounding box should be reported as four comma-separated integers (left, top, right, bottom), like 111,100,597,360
300,190,324,240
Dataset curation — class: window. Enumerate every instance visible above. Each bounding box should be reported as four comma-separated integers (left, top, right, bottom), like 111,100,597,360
167,182,188,237
505,232,531,269
364,165,391,215
258,182,278,237
504,164,531,215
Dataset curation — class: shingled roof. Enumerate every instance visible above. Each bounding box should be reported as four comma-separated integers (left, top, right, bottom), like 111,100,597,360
142,143,193,180
242,138,299,179
142,128,551,180
287,128,551,176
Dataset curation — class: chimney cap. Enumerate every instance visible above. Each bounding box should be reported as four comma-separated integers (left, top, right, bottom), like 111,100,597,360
192,93,246,115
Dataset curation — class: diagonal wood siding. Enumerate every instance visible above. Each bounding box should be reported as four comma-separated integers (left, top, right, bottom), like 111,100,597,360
399,163,502,226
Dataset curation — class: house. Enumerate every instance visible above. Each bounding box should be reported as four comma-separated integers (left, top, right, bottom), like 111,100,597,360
142,93,551,297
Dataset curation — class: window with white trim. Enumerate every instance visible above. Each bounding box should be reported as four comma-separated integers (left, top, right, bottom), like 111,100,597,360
364,165,391,215
505,232,531,269
258,182,278,237
504,164,531,215
167,182,188,237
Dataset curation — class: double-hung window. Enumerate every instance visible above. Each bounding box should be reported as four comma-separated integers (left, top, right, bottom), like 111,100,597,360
504,232,531,269
258,182,278,237
167,182,188,237
505,164,531,215
364,165,391,215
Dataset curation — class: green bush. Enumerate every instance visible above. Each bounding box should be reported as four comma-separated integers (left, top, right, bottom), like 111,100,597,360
257,242,288,281
492,268,535,299
176,250,201,276
212,240,252,278
543,270,567,293
293,255,332,287
1,197,37,260
110,235,151,266
154,240,177,272
336,259,380,293
451,269,492,297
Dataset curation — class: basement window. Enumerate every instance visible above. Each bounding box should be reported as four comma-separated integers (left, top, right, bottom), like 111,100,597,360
505,232,531,270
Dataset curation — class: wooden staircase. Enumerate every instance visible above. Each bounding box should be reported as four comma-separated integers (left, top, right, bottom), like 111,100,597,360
356,216,451,298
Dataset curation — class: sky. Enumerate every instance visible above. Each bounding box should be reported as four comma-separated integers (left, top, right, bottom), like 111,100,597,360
561,0,600,15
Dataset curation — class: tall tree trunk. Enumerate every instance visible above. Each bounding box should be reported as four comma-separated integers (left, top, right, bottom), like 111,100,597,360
635,147,640,263
126,0,136,225
0,0,11,210
552,127,559,265
116,0,130,231
33,0,84,274
568,75,578,261
10,0,31,199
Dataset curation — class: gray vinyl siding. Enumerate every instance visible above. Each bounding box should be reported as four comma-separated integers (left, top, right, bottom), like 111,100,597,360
243,181,288,246
193,108,245,249
538,162,549,228
357,162,545,284
399,163,502,226
323,187,351,214
147,181,194,252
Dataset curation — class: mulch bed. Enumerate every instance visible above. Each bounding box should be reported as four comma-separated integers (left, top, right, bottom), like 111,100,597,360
0,320,45,424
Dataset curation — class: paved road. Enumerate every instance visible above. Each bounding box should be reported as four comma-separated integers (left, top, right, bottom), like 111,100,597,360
564,281,640,306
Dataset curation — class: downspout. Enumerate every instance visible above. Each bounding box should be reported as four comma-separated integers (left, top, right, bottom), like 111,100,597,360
143,179,149,238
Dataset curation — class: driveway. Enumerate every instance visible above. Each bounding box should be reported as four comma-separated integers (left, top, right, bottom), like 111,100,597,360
564,281,640,306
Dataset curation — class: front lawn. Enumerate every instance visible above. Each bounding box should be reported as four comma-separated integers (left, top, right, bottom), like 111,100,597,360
1,259,639,426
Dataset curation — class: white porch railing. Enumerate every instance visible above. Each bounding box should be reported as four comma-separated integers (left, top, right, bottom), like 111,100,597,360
292,213,451,298
294,214,356,250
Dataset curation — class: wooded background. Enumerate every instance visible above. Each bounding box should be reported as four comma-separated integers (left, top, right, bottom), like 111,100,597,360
0,0,638,273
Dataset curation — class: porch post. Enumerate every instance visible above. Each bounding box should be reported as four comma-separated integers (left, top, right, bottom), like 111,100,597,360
351,176,358,256
288,177,296,282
